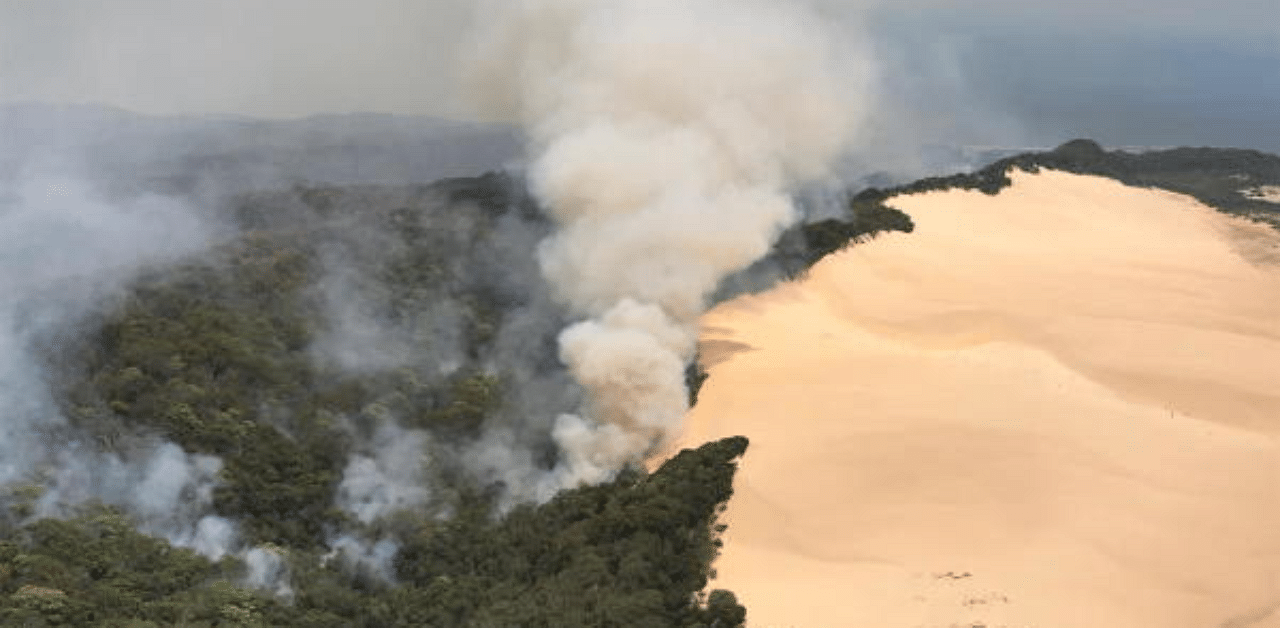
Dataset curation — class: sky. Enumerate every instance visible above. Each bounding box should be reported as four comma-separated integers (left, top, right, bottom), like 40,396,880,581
0,1,475,118
1,0,1277,152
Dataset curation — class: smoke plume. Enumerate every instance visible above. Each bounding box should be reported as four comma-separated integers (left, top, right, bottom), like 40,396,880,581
336,423,432,525
0,164,239,555
469,0,869,485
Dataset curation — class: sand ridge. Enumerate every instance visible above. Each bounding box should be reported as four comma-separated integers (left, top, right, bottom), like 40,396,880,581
671,169,1280,628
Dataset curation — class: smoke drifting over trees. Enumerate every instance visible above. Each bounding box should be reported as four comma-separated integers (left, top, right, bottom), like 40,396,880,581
0,167,226,547
469,0,870,486
0,3,882,617
0,133,759,621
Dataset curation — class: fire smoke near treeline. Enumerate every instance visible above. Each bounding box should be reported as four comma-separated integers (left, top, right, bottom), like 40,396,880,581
0,0,868,597
469,0,869,487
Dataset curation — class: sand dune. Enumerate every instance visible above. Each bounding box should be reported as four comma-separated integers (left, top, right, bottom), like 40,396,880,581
674,169,1280,628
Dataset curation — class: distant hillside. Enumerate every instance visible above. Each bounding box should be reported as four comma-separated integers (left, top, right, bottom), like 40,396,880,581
0,103,521,196
860,139,1280,223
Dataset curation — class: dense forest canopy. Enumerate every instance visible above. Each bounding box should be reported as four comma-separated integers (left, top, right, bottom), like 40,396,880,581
0,437,750,627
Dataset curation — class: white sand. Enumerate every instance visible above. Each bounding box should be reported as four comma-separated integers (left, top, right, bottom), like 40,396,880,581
671,169,1280,628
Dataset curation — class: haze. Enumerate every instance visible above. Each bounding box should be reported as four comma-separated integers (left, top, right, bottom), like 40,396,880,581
3,0,1278,151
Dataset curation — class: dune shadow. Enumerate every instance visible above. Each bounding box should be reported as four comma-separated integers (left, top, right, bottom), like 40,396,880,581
698,338,758,368
1219,217,1280,267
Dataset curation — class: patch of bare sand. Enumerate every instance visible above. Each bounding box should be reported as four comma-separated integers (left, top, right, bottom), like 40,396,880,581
671,169,1280,628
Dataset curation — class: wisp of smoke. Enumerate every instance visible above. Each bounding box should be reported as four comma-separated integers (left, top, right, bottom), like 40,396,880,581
244,545,294,599
0,165,245,557
469,0,870,485
336,423,432,525
0,157,313,595
35,442,237,557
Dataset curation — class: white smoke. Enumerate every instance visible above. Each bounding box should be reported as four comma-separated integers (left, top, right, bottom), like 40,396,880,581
335,423,432,525
0,160,242,556
324,535,401,584
469,0,869,485
187,515,240,561
35,442,237,557
0,174,209,486
243,545,294,599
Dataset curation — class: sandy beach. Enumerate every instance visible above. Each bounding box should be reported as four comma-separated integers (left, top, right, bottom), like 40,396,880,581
674,169,1280,628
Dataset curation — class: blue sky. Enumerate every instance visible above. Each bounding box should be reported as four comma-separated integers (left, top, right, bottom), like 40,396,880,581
2,1,1277,152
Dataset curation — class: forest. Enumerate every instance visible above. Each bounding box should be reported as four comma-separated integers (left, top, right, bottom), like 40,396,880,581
1,161,914,626
0,437,750,627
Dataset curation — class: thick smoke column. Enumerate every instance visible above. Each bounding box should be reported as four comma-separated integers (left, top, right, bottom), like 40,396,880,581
470,0,869,485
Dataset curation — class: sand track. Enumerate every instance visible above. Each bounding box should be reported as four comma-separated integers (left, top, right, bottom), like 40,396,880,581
670,169,1280,628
